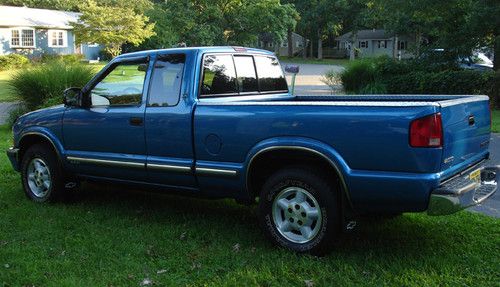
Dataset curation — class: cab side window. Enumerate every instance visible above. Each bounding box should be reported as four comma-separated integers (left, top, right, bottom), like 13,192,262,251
148,54,185,107
234,56,258,93
201,55,237,96
91,61,148,106
254,56,288,92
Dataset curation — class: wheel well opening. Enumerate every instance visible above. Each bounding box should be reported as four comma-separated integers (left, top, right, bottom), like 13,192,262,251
18,135,57,163
247,149,344,199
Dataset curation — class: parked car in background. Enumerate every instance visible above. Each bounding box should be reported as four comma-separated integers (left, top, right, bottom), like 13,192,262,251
459,52,494,72
419,49,493,72
6,46,499,255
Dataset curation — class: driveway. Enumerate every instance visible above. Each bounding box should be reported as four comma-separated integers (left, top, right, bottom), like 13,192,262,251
0,102,19,125
282,63,344,95
470,133,500,217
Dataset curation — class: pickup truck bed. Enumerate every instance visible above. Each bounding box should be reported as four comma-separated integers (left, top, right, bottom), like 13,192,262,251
194,94,492,213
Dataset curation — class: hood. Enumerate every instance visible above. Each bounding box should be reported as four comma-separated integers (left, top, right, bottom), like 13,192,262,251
14,105,65,132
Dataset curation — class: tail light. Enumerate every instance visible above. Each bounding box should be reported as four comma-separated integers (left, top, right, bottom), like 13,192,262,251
410,113,443,148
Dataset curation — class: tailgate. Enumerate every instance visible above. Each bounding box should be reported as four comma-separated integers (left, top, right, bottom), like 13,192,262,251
440,97,491,174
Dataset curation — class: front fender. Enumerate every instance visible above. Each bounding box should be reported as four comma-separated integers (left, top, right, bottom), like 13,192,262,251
17,126,66,162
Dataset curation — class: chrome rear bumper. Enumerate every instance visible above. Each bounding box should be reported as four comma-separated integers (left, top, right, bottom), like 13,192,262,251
427,164,498,216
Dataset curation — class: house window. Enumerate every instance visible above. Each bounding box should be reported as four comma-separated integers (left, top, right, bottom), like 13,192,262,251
398,41,407,50
48,30,67,47
359,41,368,48
377,40,387,48
10,28,35,48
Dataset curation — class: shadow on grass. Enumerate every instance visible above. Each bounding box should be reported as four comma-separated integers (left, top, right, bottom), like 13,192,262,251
67,182,471,261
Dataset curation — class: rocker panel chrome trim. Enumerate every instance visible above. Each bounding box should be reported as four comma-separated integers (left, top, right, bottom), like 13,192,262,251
195,167,238,177
147,163,192,173
66,156,144,169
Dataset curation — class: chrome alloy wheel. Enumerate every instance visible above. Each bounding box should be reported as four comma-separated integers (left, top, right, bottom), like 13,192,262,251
27,158,51,198
272,187,322,244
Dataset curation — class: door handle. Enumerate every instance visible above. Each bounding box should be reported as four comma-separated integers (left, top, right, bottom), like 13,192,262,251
129,117,143,126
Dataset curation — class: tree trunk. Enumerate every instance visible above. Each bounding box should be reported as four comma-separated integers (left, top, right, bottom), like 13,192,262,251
349,31,357,60
309,36,313,58
415,31,422,58
393,35,398,59
302,36,307,59
287,28,293,57
317,29,323,60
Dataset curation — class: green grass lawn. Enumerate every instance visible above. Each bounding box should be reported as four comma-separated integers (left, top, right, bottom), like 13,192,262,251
279,56,349,67
0,126,498,286
492,109,500,133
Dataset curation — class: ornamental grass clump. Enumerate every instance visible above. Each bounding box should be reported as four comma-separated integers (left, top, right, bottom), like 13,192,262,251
8,61,95,110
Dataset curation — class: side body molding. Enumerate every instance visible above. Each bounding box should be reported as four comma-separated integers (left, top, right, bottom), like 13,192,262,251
244,137,352,205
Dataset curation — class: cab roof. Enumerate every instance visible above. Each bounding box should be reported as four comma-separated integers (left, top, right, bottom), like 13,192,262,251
117,46,274,59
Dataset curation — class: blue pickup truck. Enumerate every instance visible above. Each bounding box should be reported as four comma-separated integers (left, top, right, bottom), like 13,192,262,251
6,46,498,254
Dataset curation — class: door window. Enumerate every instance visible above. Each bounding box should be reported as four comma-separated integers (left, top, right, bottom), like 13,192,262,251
90,61,148,106
148,54,185,107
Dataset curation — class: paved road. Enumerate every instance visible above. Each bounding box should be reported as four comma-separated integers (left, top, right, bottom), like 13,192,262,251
0,102,18,125
282,63,343,95
470,133,500,217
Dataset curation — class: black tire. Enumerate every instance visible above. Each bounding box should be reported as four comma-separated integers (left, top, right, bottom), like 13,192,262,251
258,166,341,255
20,143,66,202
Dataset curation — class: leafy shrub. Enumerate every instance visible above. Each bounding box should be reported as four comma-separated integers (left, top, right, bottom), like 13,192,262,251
382,70,494,95
8,61,95,110
489,71,500,109
359,81,387,94
98,49,113,61
340,56,495,98
340,59,378,93
320,70,342,94
39,53,85,65
0,54,30,71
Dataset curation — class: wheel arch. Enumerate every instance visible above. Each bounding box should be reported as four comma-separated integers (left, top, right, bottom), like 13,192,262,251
244,138,352,206
18,131,64,165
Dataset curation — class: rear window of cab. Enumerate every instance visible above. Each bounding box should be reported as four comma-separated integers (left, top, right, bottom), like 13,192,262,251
200,54,288,97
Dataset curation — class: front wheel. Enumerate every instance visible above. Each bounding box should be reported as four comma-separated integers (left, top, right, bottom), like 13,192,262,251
258,167,341,255
21,144,66,202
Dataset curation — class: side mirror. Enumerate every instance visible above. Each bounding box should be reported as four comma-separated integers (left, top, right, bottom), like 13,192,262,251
63,87,82,107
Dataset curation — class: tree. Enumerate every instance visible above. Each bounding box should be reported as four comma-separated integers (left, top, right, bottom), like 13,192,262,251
0,0,152,12
291,0,369,60
150,0,297,48
370,0,500,68
71,0,155,57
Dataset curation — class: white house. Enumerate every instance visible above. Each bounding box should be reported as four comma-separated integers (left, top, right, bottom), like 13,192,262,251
0,5,101,60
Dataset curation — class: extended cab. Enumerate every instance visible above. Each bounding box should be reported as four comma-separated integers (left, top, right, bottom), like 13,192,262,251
6,47,498,254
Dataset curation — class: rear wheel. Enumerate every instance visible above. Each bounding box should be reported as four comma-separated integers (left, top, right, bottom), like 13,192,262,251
21,144,66,202
258,167,341,255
